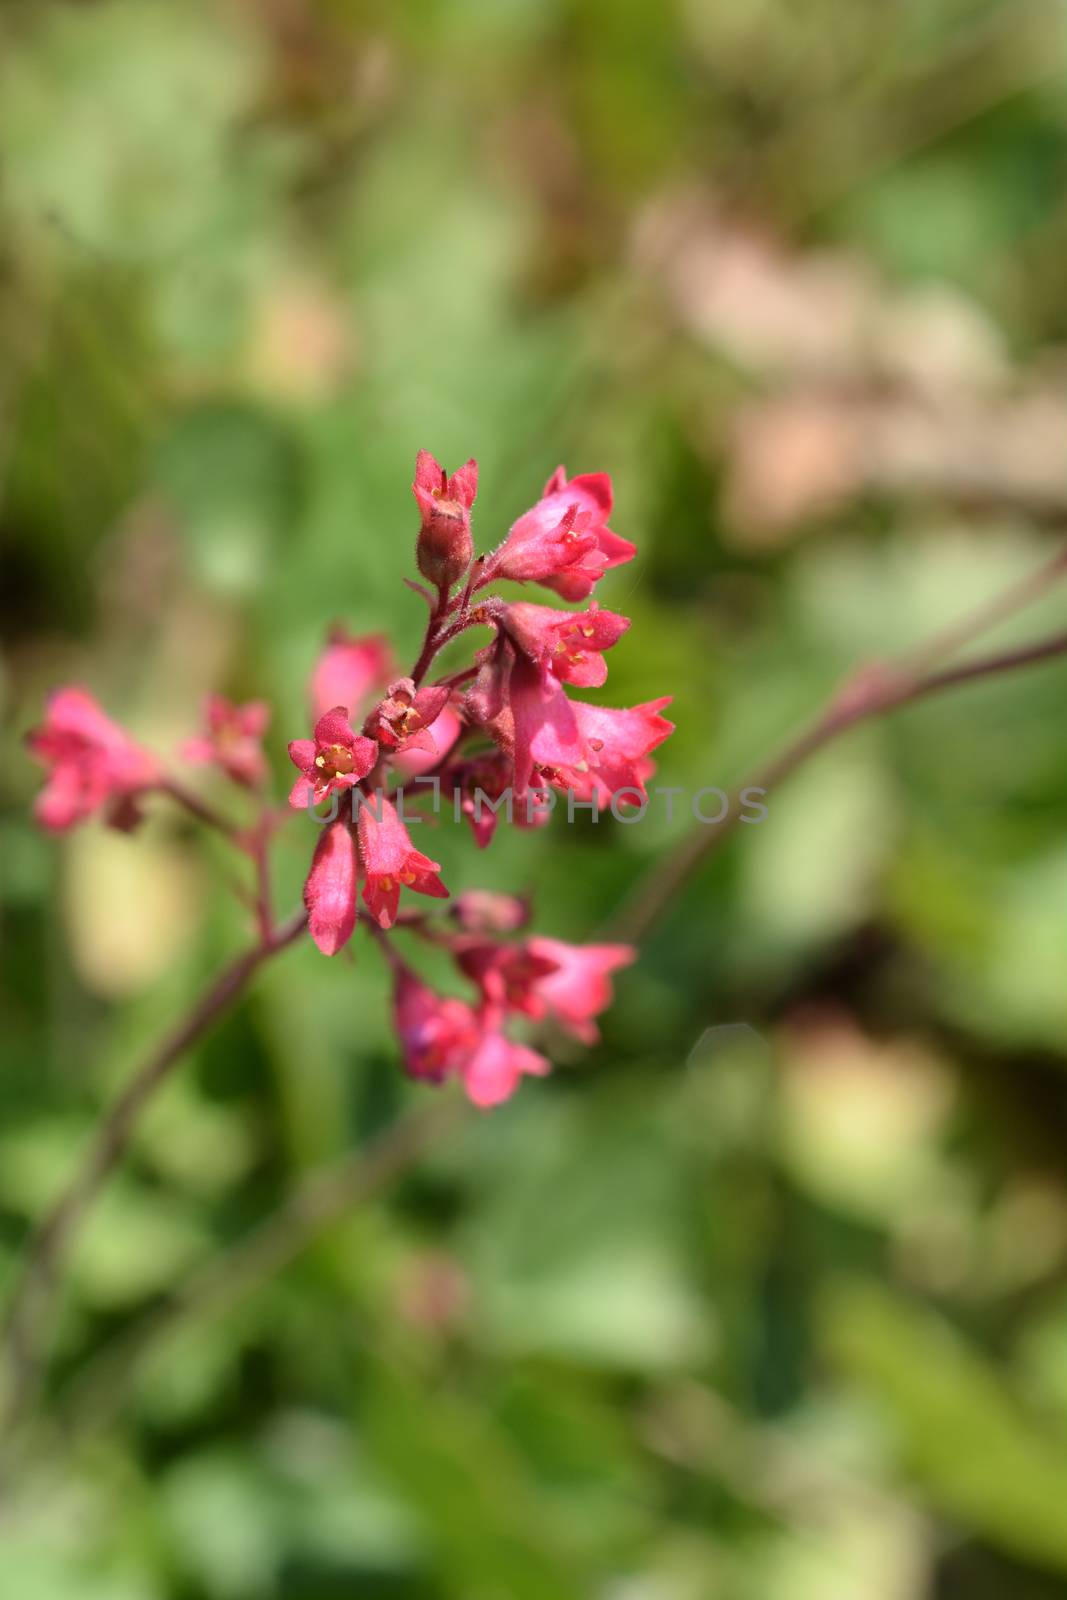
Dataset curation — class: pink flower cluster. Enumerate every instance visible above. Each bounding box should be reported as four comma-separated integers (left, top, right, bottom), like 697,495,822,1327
26,454,673,1106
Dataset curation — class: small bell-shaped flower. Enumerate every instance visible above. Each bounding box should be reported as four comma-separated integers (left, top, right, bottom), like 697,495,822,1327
288,707,378,809
357,795,449,928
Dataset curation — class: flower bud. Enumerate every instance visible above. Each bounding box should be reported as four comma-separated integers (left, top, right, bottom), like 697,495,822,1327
450,890,531,934
413,449,477,589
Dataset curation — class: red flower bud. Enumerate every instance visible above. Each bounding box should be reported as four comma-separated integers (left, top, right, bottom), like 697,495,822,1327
412,449,477,589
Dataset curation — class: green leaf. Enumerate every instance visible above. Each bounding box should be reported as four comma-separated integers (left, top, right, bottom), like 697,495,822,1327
823,1284,1067,1571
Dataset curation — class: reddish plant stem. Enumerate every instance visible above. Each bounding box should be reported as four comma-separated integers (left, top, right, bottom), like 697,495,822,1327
411,574,500,688
0,909,308,1432
457,555,487,617
248,822,274,943
159,777,238,840
609,628,1067,944
434,664,479,691
901,539,1067,677
410,582,452,686
365,919,421,981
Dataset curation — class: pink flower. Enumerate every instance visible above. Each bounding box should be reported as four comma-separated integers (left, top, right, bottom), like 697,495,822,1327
182,695,269,788
27,687,160,832
507,656,586,798
393,969,480,1082
356,795,448,928
455,940,561,1016
526,938,636,1044
413,450,478,588
391,966,550,1106
288,707,378,808
461,1029,551,1108
464,633,514,738
510,659,673,805
392,704,463,778
488,467,635,601
504,601,630,689
447,751,516,848
310,630,393,724
304,819,358,955
565,698,674,806
450,890,529,934
364,678,451,756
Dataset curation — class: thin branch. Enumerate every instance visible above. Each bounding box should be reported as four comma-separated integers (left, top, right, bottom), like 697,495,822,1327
403,577,436,610
610,628,1067,945
432,665,479,692
410,583,452,687
0,910,308,1432
159,777,239,841
247,822,274,944
900,539,1067,676
364,918,414,977
457,557,483,617
903,628,1067,702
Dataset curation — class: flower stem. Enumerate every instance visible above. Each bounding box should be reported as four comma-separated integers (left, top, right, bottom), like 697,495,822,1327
901,540,1067,676
609,626,1067,944
410,583,452,686
0,909,308,1433
160,777,239,840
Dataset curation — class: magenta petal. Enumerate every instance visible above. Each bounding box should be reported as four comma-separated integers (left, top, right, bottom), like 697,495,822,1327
35,767,88,832
568,471,613,515
414,684,451,724
288,776,317,809
510,655,582,795
363,878,401,930
288,739,317,774
239,700,271,737
450,458,479,508
414,448,445,495
527,938,636,1042
313,707,356,746
304,821,358,955
357,796,410,878
462,1033,551,1108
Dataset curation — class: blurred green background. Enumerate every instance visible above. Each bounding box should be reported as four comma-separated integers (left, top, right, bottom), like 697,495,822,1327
6,0,1067,1595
